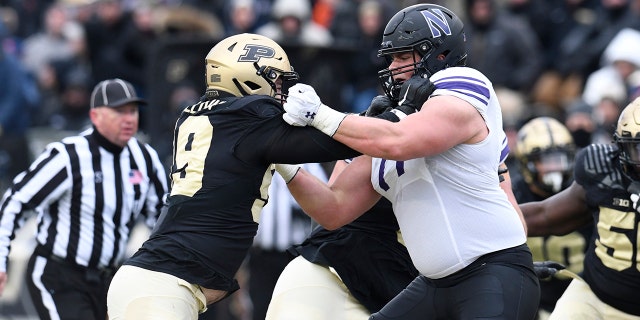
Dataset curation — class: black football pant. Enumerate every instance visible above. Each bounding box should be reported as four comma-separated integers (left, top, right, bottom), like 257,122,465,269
370,245,540,320
25,250,114,320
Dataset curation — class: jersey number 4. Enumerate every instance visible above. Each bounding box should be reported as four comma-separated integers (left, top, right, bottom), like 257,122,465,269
170,117,213,197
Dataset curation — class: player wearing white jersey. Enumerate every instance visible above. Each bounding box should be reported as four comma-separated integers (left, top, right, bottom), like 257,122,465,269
370,66,524,279
277,3,539,319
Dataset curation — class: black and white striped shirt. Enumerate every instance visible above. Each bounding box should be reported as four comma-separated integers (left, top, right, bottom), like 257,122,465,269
0,128,168,271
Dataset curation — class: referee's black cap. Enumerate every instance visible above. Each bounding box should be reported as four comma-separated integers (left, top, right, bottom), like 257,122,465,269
91,78,147,108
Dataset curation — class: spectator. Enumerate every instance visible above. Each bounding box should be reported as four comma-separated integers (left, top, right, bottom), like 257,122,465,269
0,78,168,320
519,0,600,110
45,66,93,132
256,0,332,47
341,0,393,113
82,0,136,87
328,0,397,48
564,98,598,148
221,0,260,36
578,28,640,144
20,2,89,127
0,19,40,191
20,3,86,77
557,0,640,95
464,0,543,99
582,28,640,109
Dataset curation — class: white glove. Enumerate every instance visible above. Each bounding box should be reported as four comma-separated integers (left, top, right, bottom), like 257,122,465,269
283,83,347,136
628,181,640,212
274,164,301,183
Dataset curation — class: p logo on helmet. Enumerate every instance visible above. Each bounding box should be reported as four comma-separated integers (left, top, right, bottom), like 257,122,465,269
204,33,298,98
239,45,276,63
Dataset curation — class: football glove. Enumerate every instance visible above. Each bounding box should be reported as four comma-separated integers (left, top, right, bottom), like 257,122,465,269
360,95,396,117
627,181,640,212
533,261,566,279
393,75,435,119
283,83,347,136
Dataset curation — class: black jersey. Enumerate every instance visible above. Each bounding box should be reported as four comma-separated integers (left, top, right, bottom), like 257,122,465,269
513,176,593,312
124,94,358,292
289,198,419,313
574,143,640,315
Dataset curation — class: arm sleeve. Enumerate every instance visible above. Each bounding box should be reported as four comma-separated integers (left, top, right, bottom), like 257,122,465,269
239,116,361,164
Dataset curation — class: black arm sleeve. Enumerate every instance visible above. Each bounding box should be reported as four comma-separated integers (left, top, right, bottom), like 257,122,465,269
237,116,361,164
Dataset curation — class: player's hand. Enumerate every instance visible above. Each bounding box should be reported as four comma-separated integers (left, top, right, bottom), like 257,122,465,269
394,75,435,117
282,83,347,136
627,181,640,212
283,83,323,127
360,95,396,117
533,261,566,279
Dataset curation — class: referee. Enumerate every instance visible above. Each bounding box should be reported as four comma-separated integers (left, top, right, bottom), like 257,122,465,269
0,78,168,320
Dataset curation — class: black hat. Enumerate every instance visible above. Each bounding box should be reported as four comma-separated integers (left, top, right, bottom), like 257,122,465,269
90,78,147,108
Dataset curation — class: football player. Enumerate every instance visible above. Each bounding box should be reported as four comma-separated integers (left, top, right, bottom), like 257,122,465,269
277,3,540,319
520,98,640,319
513,117,593,319
106,33,361,319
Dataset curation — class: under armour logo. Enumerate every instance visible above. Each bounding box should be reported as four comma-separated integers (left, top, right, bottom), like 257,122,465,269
304,112,316,119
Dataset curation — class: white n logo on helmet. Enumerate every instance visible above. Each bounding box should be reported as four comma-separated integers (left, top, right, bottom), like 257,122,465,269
420,9,452,38
239,44,276,62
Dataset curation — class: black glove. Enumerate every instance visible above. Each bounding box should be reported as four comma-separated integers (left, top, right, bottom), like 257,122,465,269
533,261,566,279
359,95,396,117
395,75,435,116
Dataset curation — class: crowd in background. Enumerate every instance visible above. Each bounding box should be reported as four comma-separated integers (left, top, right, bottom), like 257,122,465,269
1,0,639,182
1,0,640,319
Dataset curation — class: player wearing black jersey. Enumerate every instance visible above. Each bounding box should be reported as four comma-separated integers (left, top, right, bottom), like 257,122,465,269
520,97,640,318
106,33,359,320
267,159,419,319
513,117,592,319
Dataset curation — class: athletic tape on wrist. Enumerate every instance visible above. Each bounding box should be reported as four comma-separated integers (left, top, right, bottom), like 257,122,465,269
312,104,347,136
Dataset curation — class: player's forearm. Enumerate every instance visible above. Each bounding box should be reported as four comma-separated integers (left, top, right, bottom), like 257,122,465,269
286,169,351,230
331,115,417,160
519,202,550,237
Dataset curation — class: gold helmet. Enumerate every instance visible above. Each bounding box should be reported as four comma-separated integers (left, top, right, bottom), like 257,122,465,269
614,97,640,180
516,117,576,196
205,33,299,100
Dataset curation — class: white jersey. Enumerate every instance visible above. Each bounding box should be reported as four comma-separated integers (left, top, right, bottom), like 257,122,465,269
371,67,525,279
